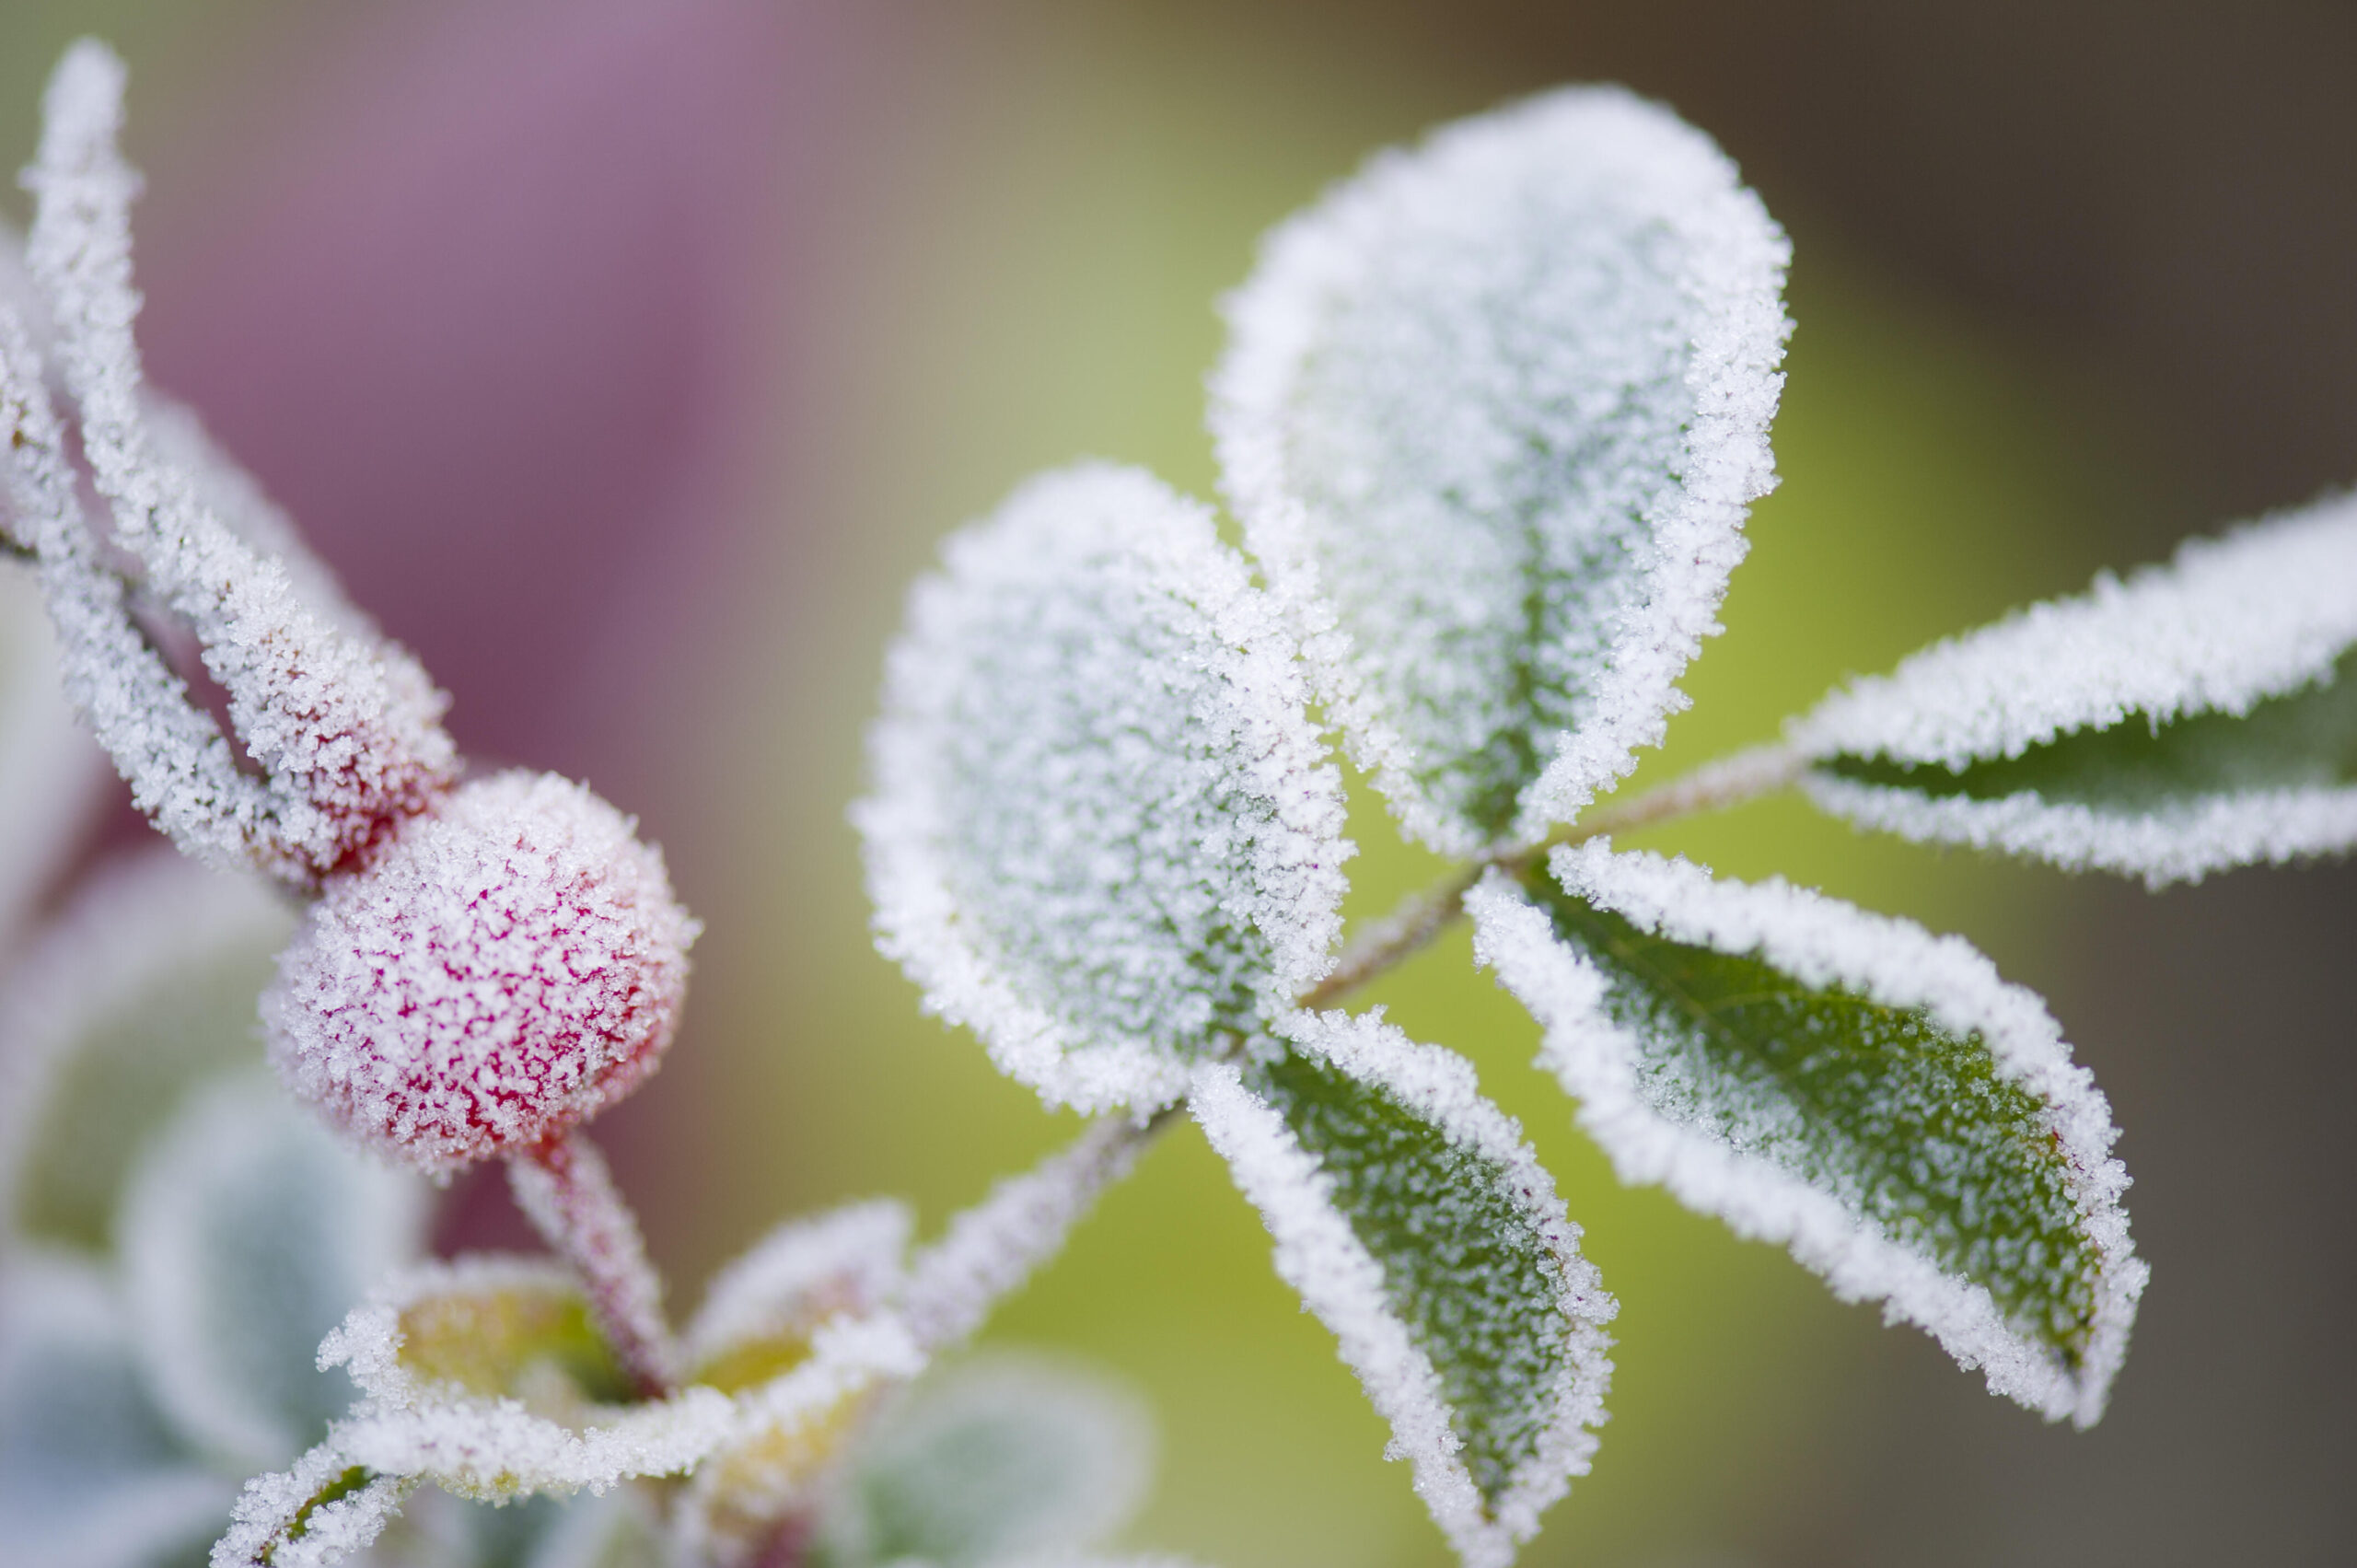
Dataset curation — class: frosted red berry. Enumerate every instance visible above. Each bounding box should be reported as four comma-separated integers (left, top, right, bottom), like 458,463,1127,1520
264,770,699,1176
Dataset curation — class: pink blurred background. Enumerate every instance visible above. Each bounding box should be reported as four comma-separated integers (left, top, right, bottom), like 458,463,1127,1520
6,2,2353,1563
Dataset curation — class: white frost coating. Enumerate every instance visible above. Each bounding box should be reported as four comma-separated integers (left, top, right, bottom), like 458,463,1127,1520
211,1435,414,1568
266,771,699,1175
1468,843,2146,1426
1213,87,1790,854
687,1199,912,1371
670,1314,930,1566
1800,770,2357,889
1794,496,2357,767
856,463,1351,1112
121,1075,425,1471
0,849,291,1237
22,41,458,887
1791,498,2357,881
1191,1014,1612,1568
235,1260,924,1564
900,1118,1148,1353
0,306,286,878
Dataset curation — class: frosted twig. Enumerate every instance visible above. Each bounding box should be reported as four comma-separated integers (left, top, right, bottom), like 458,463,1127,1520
506,1131,678,1398
900,1112,1167,1352
1301,742,1801,1009
22,41,457,887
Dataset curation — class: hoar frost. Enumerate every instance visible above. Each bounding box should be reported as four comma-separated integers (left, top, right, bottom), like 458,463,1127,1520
857,463,1351,1112
1469,843,2145,1427
1795,496,2357,883
1214,87,1790,854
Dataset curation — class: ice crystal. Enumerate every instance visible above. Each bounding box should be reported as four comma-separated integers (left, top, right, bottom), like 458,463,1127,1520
857,464,1350,1112
1794,495,2357,883
1213,87,1789,854
1191,1011,1612,1568
1469,842,2145,1426
265,772,700,1176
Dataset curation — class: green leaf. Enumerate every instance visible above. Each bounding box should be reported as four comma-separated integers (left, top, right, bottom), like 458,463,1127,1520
3,853,293,1250
120,1075,425,1470
0,1255,231,1568
1469,844,2145,1426
1794,498,2357,884
386,1261,634,1410
1191,1013,1612,1568
819,1357,1151,1568
854,463,1349,1114
1213,87,1790,853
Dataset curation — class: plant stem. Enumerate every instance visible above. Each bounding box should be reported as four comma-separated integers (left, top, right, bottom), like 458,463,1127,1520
900,1109,1172,1352
507,1130,679,1398
923,744,1803,1353
1300,741,1801,1010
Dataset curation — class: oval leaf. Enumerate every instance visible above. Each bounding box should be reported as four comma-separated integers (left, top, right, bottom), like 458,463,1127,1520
122,1075,424,1471
1794,496,2357,884
1190,1013,1612,1568
1469,842,2145,1426
856,463,1350,1112
0,1255,231,1568
1,851,294,1251
819,1356,1153,1568
1213,87,1790,854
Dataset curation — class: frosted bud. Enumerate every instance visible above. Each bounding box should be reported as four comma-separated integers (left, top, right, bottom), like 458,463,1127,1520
264,771,699,1175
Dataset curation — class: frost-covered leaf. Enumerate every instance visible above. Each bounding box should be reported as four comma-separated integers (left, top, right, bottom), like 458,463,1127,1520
856,463,1350,1112
354,1258,636,1411
668,1314,928,1567
0,851,293,1251
1793,496,2357,884
1469,842,2146,1426
122,1075,425,1472
17,42,456,888
818,1357,1152,1568
1213,88,1790,854
1190,1013,1612,1568
687,1201,911,1391
221,1262,924,1566
0,1254,231,1568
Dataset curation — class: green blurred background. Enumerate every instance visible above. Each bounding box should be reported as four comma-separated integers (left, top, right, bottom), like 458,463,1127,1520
3,3,2351,1563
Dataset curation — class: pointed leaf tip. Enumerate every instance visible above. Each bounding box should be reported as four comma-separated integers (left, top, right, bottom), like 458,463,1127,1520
1214,87,1790,854
1470,843,2145,1426
1794,495,2357,884
1192,1013,1612,1568
856,463,1350,1112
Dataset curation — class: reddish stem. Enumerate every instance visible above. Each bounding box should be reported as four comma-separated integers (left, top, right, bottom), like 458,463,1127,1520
506,1129,678,1398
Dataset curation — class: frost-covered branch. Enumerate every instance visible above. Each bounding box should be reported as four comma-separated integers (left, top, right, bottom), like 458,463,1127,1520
900,1112,1167,1353
1302,741,1804,1010
506,1131,679,1398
